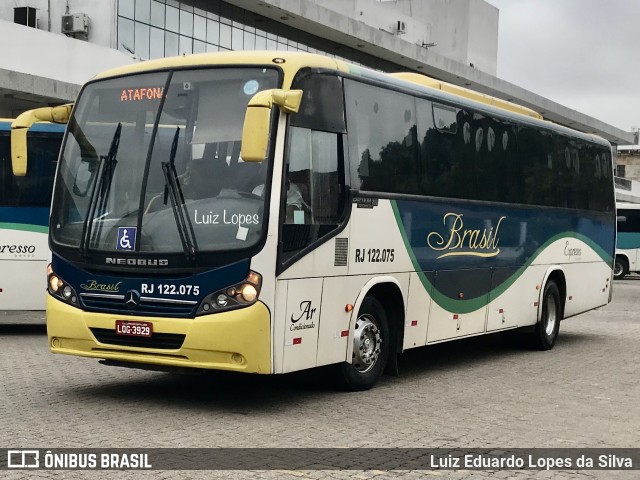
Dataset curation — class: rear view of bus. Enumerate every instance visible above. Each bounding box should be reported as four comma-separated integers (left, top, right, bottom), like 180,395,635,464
0,119,63,313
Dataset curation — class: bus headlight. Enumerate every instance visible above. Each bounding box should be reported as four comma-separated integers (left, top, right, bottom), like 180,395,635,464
47,266,79,306
196,271,262,315
49,275,64,293
216,294,229,307
239,284,257,303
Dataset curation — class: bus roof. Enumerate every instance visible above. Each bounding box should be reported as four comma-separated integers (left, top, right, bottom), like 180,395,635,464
90,51,607,147
616,202,640,210
93,51,351,87
94,51,541,119
388,72,542,120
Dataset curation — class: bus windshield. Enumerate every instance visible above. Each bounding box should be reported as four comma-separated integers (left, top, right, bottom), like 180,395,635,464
50,67,279,256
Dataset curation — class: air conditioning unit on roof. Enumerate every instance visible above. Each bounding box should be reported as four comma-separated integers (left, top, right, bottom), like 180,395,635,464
62,13,89,40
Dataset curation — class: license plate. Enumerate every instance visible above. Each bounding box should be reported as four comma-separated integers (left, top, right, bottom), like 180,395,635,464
115,320,152,338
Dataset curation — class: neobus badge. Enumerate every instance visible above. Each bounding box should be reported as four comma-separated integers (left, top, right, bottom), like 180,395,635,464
427,213,506,259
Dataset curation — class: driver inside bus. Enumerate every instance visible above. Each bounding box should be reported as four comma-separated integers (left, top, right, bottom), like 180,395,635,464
251,163,310,223
145,158,226,213
182,158,226,199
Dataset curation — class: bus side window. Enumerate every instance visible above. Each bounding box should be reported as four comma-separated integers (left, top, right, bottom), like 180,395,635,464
281,126,345,260
279,72,348,264
7,135,60,206
345,80,419,195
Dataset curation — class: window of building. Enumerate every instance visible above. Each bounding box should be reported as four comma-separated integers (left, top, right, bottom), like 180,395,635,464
116,0,400,69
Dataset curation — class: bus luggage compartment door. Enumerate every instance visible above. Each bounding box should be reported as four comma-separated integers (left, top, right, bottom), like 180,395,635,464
426,269,490,343
279,277,323,373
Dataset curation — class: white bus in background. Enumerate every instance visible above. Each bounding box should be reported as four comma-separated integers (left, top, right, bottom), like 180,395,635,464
615,202,640,279
0,118,64,314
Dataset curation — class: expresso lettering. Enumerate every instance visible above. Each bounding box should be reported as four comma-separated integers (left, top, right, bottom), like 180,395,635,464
0,244,36,254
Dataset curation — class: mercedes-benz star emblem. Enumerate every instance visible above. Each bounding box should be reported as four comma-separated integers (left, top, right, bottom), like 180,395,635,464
125,290,141,308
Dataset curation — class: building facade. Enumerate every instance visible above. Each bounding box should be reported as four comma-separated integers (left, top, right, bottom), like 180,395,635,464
616,147,640,181
0,0,634,145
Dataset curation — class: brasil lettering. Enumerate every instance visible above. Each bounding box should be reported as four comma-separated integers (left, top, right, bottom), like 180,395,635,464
427,213,506,259
120,87,164,102
80,280,123,293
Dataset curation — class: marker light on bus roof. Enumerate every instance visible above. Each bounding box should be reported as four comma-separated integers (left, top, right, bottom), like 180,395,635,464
243,80,260,96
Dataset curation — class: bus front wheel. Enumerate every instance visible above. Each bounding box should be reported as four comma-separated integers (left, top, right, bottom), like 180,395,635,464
336,296,390,391
614,256,628,280
531,280,561,350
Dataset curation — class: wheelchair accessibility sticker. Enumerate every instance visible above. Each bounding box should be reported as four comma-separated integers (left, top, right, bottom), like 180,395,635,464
117,227,137,251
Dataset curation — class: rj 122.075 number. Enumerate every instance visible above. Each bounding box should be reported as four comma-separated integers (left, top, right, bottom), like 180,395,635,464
355,248,395,263
141,283,200,295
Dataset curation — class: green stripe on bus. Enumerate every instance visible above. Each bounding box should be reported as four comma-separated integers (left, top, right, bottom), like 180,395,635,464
0,222,48,234
617,232,640,250
391,200,612,314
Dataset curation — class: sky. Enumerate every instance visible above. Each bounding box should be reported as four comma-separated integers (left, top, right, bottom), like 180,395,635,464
484,0,640,132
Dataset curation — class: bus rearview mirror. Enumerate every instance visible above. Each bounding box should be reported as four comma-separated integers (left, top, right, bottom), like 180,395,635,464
11,104,72,176
241,89,302,162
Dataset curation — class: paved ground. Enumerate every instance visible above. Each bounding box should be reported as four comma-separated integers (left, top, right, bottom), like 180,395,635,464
1,277,639,479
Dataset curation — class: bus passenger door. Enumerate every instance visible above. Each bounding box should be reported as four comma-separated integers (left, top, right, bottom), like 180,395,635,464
274,125,348,373
426,269,491,342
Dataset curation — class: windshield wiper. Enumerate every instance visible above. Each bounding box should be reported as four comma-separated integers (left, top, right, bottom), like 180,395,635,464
80,123,121,255
161,127,199,261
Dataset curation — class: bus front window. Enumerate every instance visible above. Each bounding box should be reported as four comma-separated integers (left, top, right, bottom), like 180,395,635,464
51,67,279,258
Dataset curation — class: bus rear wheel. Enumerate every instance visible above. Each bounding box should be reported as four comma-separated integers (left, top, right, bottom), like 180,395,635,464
614,256,628,280
530,280,561,350
336,296,389,391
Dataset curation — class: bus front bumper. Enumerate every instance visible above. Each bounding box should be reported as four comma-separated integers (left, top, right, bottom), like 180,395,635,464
46,295,271,373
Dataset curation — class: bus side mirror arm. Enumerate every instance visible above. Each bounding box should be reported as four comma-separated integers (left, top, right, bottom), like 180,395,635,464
240,89,303,163
11,104,73,176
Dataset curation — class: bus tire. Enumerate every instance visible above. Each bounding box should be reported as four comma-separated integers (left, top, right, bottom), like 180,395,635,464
336,296,390,391
614,256,628,280
531,280,561,351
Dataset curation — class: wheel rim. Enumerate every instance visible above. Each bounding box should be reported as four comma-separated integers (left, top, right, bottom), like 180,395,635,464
614,262,623,277
352,314,382,373
544,294,558,337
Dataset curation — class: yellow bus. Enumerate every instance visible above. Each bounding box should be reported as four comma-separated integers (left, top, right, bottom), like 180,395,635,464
15,52,615,390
